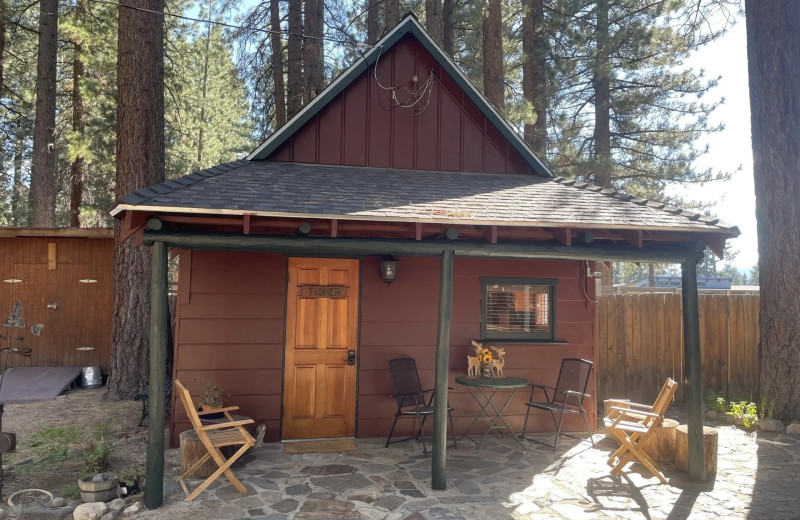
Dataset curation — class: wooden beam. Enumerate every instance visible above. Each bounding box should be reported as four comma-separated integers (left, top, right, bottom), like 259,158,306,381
142,231,706,263
432,249,454,491
490,226,498,244
243,214,251,235
415,222,422,241
706,235,726,259
330,220,338,238
120,211,148,243
622,230,644,248
145,240,169,509
681,258,706,482
553,228,572,246
47,243,57,271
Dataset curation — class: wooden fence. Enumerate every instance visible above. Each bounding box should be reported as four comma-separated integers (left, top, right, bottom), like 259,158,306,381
595,290,760,405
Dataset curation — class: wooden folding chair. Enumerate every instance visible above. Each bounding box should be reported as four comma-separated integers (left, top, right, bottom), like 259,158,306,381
174,380,255,501
603,378,678,483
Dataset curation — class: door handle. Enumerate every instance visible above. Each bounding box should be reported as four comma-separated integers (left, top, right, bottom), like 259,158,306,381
347,350,356,366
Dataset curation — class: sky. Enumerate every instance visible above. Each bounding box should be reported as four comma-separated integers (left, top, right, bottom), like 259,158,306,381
670,17,757,271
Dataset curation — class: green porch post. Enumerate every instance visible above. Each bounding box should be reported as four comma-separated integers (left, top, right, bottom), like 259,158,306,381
681,257,706,482
145,240,169,508
432,249,454,490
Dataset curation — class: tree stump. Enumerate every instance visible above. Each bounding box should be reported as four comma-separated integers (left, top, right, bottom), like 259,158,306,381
675,424,718,476
639,418,679,463
180,429,216,478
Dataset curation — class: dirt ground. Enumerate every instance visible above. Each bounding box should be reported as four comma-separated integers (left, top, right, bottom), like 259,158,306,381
0,387,147,501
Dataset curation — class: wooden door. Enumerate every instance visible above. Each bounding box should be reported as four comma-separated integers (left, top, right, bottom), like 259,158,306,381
282,258,360,439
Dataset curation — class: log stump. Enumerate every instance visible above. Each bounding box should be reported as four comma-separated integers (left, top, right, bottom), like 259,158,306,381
180,429,216,479
639,418,679,463
675,424,718,477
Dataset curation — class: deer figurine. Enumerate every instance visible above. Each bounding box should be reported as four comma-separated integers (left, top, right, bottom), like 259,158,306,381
490,346,506,377
467,340,483,377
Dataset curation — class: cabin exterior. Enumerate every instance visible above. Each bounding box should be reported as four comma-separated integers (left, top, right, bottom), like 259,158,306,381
112,15,737,493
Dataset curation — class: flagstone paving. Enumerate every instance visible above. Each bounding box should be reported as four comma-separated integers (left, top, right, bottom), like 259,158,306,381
137,409,800,520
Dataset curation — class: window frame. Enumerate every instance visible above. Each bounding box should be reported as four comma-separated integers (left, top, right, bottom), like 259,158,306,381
480,277,557,341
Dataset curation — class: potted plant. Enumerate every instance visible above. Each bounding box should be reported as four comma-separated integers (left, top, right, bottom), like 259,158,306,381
198,381,227,419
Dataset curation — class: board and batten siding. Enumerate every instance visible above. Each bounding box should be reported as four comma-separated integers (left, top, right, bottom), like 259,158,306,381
357,256,597,438
170,250,287,447
0,236,113,371
268,36,536,176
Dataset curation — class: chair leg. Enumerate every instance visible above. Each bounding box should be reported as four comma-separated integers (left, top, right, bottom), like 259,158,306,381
521,405,532,440
447,409,457,449
553,411,565,451
417,414,428,455
580,409,595,446
386,413,401,447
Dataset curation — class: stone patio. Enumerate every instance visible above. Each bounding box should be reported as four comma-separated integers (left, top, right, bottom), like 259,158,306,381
137,409,800,520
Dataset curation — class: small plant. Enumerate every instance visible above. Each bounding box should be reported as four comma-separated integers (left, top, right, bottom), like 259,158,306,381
199,380,227,408
25,424,82,469
704,390,727,413
83,418,114,474
61,483,81,499
759,398,777,419
729,400,758,429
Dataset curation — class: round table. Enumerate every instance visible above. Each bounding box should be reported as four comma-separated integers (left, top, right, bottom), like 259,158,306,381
455,375,530,452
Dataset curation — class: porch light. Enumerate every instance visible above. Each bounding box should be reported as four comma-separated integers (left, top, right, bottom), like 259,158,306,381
379,256,399,286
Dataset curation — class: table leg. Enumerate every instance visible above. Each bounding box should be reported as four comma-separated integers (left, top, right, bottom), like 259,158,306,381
460,386,526,453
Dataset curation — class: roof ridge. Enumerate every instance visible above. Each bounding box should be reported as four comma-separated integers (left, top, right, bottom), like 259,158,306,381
117,159,249,206
549,177,734,231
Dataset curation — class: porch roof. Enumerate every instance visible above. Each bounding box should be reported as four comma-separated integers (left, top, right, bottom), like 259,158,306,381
112,160,738,237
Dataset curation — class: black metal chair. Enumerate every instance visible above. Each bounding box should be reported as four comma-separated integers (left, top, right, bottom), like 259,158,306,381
521,358,595,450
385,357,457,456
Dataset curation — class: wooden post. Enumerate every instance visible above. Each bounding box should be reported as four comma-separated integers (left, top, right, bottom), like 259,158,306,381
145,240,168,509
681,258,705,482
432,249,454,491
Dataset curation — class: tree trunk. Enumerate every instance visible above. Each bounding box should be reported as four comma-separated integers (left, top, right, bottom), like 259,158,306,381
70,0,87,228
30,0,58,227
12,133,23,225
0,0,6,99
523,0,547,156
366,0,379,45
426,0,443,44
482,0,503,110
110,0,165,400
386,0,399,30
196,3,213,170
442,0,454,56
746,1,800,420
286,0,303,118
270,0,286,128
304,0,323,100
592,0,611,188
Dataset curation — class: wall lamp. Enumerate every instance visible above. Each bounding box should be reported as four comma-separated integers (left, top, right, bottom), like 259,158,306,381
379,255,399,286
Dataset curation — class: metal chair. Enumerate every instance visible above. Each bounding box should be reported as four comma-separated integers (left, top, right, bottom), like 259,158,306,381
521,358,595,450
385,358,457,456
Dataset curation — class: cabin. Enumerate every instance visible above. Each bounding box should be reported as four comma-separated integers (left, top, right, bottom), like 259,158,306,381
0,228,113,372
112,14,737,490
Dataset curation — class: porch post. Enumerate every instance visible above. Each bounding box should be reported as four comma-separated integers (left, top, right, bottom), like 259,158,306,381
145,240,169,508
681,257,706,482
432,249,454,490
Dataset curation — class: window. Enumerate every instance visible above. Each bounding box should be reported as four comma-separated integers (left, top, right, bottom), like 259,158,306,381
481,277,556,341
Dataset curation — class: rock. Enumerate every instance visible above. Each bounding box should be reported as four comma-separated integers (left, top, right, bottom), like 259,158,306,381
19,504,75,520
74,502,109,520
705,410,718,421
759,417,785,432
50,497,68,508
108,498,127,512
100,511,120,520
787,423,800,434
122,502,143,516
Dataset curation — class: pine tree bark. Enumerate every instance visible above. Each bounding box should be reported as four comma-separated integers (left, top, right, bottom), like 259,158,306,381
386,0,400,30
482,0,503,110
12,133,23,225
366,0,379,45
30,0,58,227
426,0,443,44
0,0,6,99
523,0,546,156
286,0,303,117
304,0,323,99
196,3,212,170
442,0,454,56
746,1,800,420
110,0,165,400
270,0,286,128
70,0,87,228
592,0,611,188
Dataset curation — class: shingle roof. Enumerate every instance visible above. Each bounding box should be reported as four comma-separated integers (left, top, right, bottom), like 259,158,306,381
112,160,739,236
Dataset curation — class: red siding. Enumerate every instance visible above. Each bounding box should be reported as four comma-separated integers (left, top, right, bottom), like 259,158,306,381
170,250,287,447
269,36,533,175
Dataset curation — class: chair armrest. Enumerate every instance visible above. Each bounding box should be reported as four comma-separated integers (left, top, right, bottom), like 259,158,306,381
200,419,254,430
609,406,661,418
197,406,240,415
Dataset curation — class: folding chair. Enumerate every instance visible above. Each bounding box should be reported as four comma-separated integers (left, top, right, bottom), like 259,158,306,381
385,358,457,456
521,358,595,450
174,380,255,501
603,378,679,483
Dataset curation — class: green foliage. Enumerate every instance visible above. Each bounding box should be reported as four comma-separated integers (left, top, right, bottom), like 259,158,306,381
83,419,114,474
199,380,227,408
26,425,83,468
61,482,81,499
729,400,757,429
759,398,777,420
18,418,114,476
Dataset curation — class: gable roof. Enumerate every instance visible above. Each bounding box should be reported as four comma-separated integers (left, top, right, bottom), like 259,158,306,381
247,14,553,178
111,160,739,237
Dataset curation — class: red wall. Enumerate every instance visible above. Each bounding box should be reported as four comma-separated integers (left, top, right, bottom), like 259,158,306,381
170,252,597,446
269,36,536,176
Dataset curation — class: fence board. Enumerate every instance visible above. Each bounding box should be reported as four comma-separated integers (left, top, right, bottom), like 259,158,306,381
596,290,759,405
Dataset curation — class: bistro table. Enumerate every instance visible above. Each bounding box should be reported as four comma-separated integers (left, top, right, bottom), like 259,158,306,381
455,375,530,452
